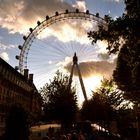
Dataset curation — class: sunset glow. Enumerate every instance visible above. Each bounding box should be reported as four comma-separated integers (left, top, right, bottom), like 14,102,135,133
74,75,103,106
84,75,103,96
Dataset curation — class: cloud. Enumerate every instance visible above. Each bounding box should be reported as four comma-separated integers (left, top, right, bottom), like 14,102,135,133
0,52,9,62
0,43,16,50
114,0,121,2
0,0,94,45
39,20,95,44
0,42,16,62
98,53,110,60
0,0,76,34
104,0,122,3
96,40,108,53
72,0,87,12
64,60,116,78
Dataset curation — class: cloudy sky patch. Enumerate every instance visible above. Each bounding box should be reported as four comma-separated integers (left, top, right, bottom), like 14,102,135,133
0,52,9,62
64,59,115,78
0,0,125,93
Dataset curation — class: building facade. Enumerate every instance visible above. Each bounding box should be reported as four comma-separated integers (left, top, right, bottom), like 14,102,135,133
0,57,42,135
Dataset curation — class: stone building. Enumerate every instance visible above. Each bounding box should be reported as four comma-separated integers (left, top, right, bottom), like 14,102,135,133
0,57,42,135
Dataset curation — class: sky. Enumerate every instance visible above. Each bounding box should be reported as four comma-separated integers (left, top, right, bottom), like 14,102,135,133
0,0,125,105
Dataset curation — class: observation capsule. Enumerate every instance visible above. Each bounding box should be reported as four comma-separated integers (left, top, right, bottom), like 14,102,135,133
76,9,79,13
15,55,19,60
23,36,27,40
65,9,69,13
86,10,89,14
15,66,19,70
55,11,59,16
29,28,33,33
18,45,22,50
96,13,99,17
37,21,41,26
46,15,49,20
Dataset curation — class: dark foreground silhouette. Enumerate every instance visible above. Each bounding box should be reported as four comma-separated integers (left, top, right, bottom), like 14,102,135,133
4,105,29,140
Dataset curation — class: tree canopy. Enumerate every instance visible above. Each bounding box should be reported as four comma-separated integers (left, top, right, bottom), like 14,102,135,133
88,0,140,103
80,78,126,131
40,71,78,126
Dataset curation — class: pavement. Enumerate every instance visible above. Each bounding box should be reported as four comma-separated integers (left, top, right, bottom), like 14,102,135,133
30,124,61,140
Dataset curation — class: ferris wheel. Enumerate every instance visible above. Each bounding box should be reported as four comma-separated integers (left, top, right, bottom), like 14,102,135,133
15,9,107,98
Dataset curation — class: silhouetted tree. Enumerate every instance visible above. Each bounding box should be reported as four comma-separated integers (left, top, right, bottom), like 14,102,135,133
81,92,113,131
116,108,137,139
97,78,126,109
5,105,29,140
88,0,140,104
40,71,78,132
81,78,127,132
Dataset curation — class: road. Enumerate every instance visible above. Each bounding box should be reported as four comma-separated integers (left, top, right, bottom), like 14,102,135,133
30,124,61,140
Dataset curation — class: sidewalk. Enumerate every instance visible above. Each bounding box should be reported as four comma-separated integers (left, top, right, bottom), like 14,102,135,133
30,124,61,140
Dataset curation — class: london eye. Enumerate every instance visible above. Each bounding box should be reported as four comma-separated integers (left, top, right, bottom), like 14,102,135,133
15,9,107,102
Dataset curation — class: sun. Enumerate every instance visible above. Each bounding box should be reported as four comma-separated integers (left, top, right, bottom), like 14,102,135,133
84,75,103,97
75,75,103,106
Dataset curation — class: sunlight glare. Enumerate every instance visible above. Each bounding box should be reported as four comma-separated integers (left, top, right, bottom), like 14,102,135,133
84,75,103,97
76,75,103,107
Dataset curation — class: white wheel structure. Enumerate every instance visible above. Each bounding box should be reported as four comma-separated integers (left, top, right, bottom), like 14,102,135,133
15,9,107,100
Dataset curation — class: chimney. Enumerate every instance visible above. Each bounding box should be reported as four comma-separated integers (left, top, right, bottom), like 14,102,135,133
29,74,33,83
24,69,29,79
